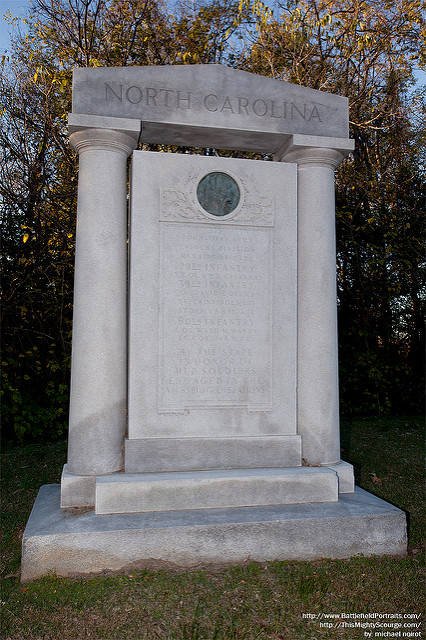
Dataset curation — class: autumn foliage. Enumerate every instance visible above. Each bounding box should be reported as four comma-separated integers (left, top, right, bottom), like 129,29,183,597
1,0,425,442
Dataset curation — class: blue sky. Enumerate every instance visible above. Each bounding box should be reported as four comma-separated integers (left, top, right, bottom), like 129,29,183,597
1,0,425,87
1,0,30,55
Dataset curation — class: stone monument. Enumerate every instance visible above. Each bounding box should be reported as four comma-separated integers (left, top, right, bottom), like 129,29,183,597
21,65,406,581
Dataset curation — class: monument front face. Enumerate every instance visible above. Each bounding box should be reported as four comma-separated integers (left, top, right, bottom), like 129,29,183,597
128,152,297,442
22,67,408,581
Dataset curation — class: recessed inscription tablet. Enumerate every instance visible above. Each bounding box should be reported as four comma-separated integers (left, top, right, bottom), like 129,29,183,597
197,172,240,216
159,223,272,412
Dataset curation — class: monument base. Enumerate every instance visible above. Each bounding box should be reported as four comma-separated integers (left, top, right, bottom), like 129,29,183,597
21,484,406,582
60,461,355,509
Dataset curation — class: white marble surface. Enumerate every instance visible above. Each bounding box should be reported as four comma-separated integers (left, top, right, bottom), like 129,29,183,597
19,68,408,584
67,126,139,476
280,138,353,466
95,467,338,514
128,151,297,442
124,435,302,473
71,65,350,151
22,484,407,581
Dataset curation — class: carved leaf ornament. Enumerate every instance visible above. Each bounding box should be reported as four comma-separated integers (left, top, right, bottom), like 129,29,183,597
161,170,274,227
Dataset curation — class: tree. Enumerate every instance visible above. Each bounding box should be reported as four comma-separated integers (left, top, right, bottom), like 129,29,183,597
1,33,76,441
241,0,425,413
30,0,246,67
1,0,424,444
1,0,248,443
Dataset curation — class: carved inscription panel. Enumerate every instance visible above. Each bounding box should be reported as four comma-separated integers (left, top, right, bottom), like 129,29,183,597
128,151,297,439
159,223,272,412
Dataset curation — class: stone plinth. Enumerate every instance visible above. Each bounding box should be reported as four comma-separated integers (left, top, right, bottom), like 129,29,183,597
124,436,302,473
95,467,338,515
21,484,407,582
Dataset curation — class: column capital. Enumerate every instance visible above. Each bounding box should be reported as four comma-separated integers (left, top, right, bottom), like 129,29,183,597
68,113,141,157
274,134,354,169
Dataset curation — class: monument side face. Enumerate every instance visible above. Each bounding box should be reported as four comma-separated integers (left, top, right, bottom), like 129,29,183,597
128,151,297,440
71,65,349,149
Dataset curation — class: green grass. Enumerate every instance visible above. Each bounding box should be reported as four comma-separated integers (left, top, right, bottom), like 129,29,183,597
1,417,424,639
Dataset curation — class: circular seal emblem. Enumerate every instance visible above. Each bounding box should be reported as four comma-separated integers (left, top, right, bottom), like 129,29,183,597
196,172,240,217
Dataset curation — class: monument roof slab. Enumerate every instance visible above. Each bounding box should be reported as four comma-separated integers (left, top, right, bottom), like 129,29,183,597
71,65,350,152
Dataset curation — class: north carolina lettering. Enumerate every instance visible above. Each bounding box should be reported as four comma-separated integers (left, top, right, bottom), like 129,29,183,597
104,83,323,122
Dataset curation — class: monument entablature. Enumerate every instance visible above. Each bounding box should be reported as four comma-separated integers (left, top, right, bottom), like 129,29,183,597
21,64,406,581
71,64,350,151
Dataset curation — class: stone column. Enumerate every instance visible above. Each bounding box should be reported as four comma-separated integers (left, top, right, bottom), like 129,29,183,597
67,115,140,476
276,135,354,466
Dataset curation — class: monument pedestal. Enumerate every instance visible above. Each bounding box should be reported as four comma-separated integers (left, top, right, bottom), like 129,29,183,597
60,461,354,509
21,484,407,581
95,467,339,514
24,453,406,581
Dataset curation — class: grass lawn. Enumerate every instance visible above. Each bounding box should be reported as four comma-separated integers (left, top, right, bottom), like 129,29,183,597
1,416,424,639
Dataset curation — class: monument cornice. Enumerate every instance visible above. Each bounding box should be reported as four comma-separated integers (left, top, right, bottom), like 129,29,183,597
71,65,351,153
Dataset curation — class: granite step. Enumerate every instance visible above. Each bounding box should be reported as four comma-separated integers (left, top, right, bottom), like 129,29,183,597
95,467,338,515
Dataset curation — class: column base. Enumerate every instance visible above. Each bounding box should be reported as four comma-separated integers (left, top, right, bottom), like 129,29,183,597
22,484,406,581
61,465,96,508
322,461,354,493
